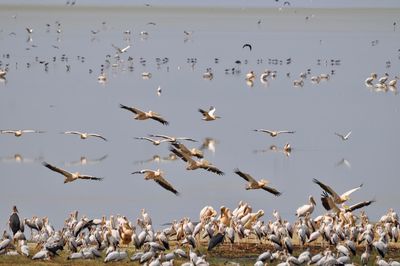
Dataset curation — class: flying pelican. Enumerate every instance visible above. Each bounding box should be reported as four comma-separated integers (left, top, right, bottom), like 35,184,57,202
253,129,295,137
198,106,220,121
148,134,197,143
335,131,352,141
171,142,203,159
134,137,170,146
0,129,45,137
131,169,179,195
234,169,281,196
62,131,107,141
321,191,375,213
112,44,130,54
170,147,224,175
313,178,363,204
296,196,316,217
120,104,169,125
199,137,218,153
42,162,103,183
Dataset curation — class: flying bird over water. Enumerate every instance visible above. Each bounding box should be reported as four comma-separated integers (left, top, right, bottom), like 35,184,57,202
234,168,281,196
335,131,352,141
120,104,169,125
131,169,179,195
170,146,224,175
171,141,204,159
42,162,103,183
0,129,45,137
242,43,252,51
198,106,220,121
112,44,130,54
62,131,107,141
148,134,197,143
253,129,295,137
313,178,363,204
134,137,170,146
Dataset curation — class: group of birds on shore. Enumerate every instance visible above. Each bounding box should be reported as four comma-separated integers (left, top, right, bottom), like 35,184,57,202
0,190,397,265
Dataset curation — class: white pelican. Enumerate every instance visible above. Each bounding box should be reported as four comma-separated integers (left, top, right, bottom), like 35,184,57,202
132,169,179,195
134,137,170,146
112,44,130,54
245,71,255,81
253,129,295,137
170,146,224,175
319,73,330,80
296,196,316,217
313,178,363,204
198,106,220,121
293,78,304,87
142,72,152,79
260,70,271,83
148,134,197,143
320,191,374,214
365,73,377,84
120,104,169,125
310,75,321,84
234,169,281,196
0,69,6,78
0,129,45,137
62,131,107,141
199,137,217,153
97,73,107,82
388,76,398,87
378,73,389,84
42,162,103,183
335,131,351,141
171,142,203,159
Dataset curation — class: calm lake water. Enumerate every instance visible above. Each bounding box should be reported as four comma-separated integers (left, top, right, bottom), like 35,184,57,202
0,4,399,228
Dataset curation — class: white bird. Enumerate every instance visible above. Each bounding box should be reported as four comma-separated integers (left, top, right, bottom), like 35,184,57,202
335,131,352,141
254,129,295,137
296,196,316,217
0,129,45,137
62,131,107,141
120,104,169,125
132,169,180,195
42,162,103,183
112,44,130,53
134,137,170,146
198,106,220,121
313,178,363,204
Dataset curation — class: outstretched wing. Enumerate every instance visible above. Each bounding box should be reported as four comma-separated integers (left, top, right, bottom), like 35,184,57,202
88,133,107,141
242,43,252,51
341,184,363,198
320,191,340,213
154,176,179,195
313,178,340,201
204,165,224,176
277,130,295,134
254,129,273,134
172,142,191,155
119,104,143,115
63,131,82,136
150,115,169,125
234,169,257,183
79,175,103,181
169,147,192,163
345,199,375,212
261,185,282,196
42,162,72,178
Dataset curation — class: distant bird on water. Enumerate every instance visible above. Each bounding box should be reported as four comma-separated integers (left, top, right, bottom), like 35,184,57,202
198,106,220,121
42,162,103,183
234,168,282,196
62,131,107,141
253,129,295,137
335,131,352,141
0,129,45,137
131,169,179,195
120,104,169,125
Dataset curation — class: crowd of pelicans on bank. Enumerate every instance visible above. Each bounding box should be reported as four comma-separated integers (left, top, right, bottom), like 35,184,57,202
1,196,400,265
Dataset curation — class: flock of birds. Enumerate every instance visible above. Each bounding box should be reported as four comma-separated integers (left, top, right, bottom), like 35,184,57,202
1,4,400,266
0,195,398,265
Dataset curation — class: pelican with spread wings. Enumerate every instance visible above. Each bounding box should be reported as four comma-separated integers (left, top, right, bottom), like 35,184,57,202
131,169,179,195
234,169,281,196
321,191,375,213
62,131,107,141
1,129,45,137
253,129,295,137
313,178,363,204
120,104,169,125
42,162,103,183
